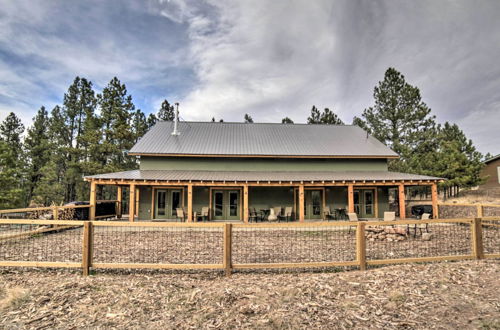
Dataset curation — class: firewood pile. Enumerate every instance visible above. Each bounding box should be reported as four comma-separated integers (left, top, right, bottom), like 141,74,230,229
365,226,407,242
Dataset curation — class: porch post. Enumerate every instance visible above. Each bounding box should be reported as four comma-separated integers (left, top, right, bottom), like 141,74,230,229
129,183,136,222
347,184,354,214
116,186,122,219
431,183,438,219
299,184,305,222
89,180,97,220
243,184,249,223
187,184,193,222
398,184,406,219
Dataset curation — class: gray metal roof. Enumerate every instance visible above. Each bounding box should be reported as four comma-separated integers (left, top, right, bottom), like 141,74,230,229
86,170,441,182
129,122,398,158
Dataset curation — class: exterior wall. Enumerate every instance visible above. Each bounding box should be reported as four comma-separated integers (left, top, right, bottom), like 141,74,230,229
248,187,294,211
480,159,500,189
138,186,153,220
139,156,389,172
193,187,209,213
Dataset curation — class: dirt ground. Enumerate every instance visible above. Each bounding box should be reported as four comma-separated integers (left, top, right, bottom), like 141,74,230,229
0,260,499,329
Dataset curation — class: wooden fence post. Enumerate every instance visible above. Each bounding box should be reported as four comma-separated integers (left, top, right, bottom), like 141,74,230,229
82,221,93,276
52,206,58,220
477,205,483,218
223,223,232,276
356,222,366,271
471,218,484,260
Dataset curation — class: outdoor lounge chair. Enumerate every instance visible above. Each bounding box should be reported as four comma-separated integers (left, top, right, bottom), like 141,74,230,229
278,206,293,222
248,208,261,222
409,212,430,237
348,212,358,233
324,206,335,221
201,207,209,221
176,208,185,222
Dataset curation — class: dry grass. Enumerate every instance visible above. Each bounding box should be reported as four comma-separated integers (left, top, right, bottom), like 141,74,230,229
0,260,498,329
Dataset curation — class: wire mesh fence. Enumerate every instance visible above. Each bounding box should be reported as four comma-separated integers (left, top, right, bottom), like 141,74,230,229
366,220,472,262
0,222,83,263
231,223,357,265
0,218,497,274
483,206,500,217
92,224,224,266
438,204,477,218
482,219,500,256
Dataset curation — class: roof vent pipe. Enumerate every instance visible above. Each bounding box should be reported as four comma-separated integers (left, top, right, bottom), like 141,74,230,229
172,102,180,136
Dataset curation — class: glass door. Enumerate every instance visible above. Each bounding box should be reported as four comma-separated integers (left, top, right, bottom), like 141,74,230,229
354,190,360,215
305,190,322,219
212,190,240,220
363,190,374,218
155,189,182,219
155,189,168,219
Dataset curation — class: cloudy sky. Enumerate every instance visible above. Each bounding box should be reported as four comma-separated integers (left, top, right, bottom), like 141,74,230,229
0,0,499,154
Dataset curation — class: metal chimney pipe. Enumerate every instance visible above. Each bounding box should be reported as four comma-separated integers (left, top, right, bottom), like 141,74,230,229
172,102,180,136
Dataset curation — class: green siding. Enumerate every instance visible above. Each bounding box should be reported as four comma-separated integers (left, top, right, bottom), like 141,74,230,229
377,187,390,215
140,156,388,172
138,186,153,220
193,187,209,213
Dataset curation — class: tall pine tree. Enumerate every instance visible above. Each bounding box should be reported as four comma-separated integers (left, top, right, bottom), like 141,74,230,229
353,68,437,173
307,106,344,124
157,99,175,121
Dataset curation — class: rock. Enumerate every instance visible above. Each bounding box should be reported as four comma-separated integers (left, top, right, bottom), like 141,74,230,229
422,233,432,241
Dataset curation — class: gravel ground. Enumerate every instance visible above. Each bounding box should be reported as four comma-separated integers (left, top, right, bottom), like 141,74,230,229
0,260,498,329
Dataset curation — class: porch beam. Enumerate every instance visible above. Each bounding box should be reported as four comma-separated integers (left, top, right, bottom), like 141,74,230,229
398,184,406,219
89,181,97,220
347,184,354,214
116,186,122,219
187,184,193,222
129,184,136,222
299,184,305,222
243,184,249,223
431,183,438,219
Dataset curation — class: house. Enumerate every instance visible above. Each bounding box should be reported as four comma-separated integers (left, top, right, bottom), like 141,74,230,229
480,154,500,189
84,120,442,222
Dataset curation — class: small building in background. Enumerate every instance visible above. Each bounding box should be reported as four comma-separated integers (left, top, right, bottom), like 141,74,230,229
481,155,500,190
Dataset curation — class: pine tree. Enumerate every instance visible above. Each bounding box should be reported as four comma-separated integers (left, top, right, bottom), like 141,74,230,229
98,77,136,172
24,106,51,204
423,122,484,188
0,113,25,208
353,68,437,172
157,99,175,121
307,106,344,124
147,113,158,129
244,114,253,123
281,117,294,124
132,109,148,143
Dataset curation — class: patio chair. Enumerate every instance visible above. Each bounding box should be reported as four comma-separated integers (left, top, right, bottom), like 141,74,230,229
324,206,334,221
201,207,209,222
347,212,358,233
176,208,186,222
278,206,293,222
268,208,278,221
248,208,260,222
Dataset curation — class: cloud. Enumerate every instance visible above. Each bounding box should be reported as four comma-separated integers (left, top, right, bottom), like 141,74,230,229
0,0,499,155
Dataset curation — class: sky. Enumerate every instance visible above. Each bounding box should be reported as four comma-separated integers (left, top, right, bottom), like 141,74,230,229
0,0,499,155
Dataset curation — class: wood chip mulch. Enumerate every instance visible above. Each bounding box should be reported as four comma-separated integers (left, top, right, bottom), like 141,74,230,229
0,260,499,329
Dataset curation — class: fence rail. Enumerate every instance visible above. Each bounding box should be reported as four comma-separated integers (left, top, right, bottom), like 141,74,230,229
0,218,498,275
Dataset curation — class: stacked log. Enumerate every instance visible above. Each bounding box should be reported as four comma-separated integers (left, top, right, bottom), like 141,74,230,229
365,226,407,242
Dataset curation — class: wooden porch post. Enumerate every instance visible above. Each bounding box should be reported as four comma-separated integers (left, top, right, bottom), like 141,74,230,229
299,184,305,222
398,184,406,219
431,183,438,219
347,184,354,214
243,184,249,223
116,186,122,219
90,180,97,220
187,184,193,222
129,184,136,222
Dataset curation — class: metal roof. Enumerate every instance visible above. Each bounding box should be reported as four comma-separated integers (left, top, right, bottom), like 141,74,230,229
129,122,398,158
86,170,441,182
484,154,500,164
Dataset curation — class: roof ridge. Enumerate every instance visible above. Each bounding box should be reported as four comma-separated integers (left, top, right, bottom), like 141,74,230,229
158,121,357,126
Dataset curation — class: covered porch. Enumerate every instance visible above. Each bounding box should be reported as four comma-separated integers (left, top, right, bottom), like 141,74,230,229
85,170,442,222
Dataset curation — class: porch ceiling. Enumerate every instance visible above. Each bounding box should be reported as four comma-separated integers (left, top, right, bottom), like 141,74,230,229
85,169,442,184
